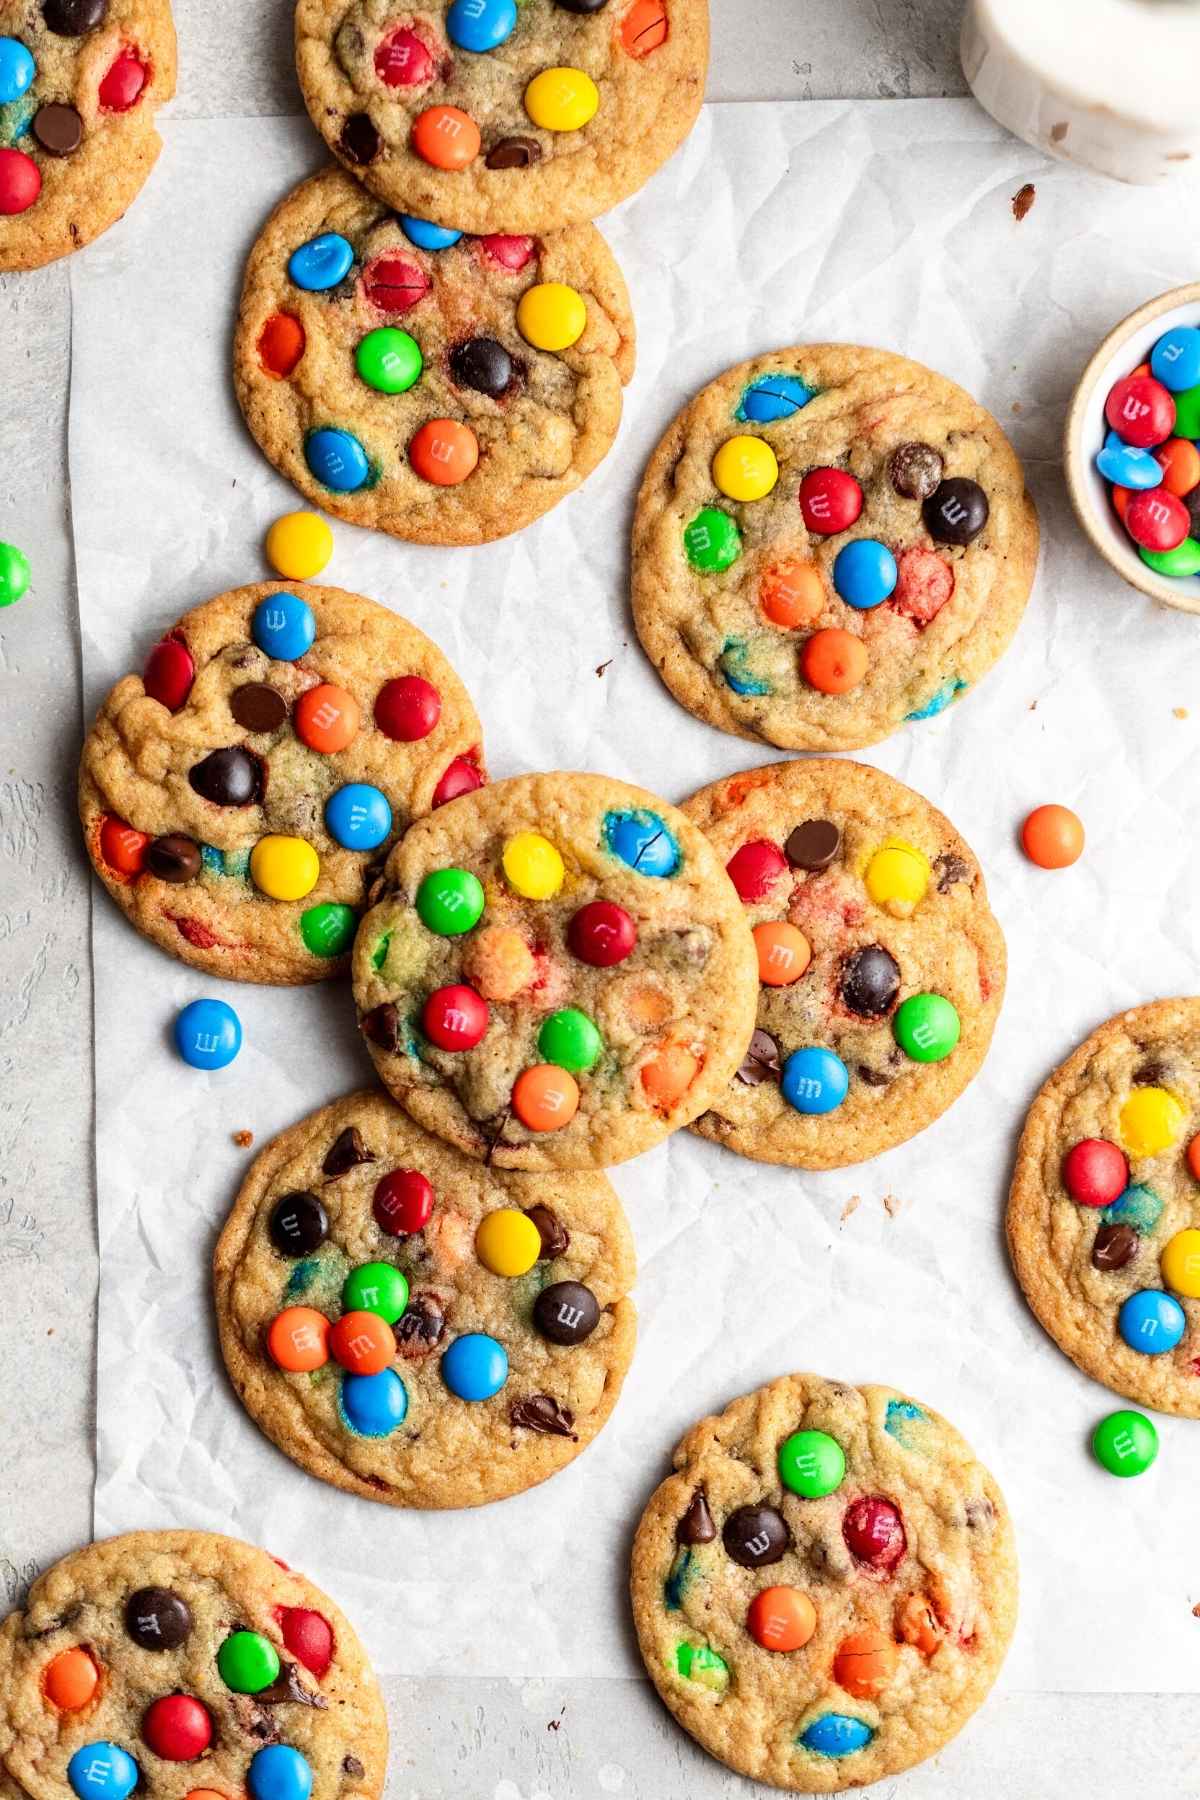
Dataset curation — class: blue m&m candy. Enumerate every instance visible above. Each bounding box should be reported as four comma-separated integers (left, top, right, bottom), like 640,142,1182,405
175,999,242,1070
442,1332,508,1401
341,1368,408,1436
781,1047,848,1115
603,810,680,878
447,0,517,51
1118,1288,1185,1356
248,1746,314,1800
252,591,315,662
833,539,897,609
1095,431,1162,490
68,1746,139,1800
0,39,36,106
306,428,371,493
738,373,813,423
325,783,393,851
288,232,354,291
1151,325,1200,395
399,214,463,251
798,1715,874,1759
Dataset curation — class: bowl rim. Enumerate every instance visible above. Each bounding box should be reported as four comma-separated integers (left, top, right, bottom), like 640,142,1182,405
1063,279,1200,617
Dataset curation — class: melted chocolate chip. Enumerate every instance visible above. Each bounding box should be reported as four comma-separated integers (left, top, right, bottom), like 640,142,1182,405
486,136,543,169
722,1504,789,1568
124,1587,191,1649
856,1065,891,1087
256,1662,328,1708
934,851,970,893
343,1758,365,1779
965,1497,995,1530
42,0,108,33
840,944,901,1016
188,746,263,807
736,1027,782,1086
676,1490,716,1545
32,103,83,156
888,441,944,501
1133,1060,1168,1087
231,683,288,733
923,477,989,546
146,834,201,883
340,113,382,165
525,1203,569,1259
786,818,841,870
1092,1222,1138,1272
450,336,513,398
322,1126,376,1178
511,1394,577,1438
394,1293,445,1357
230,1693,279,1744
269,1192,328,1257
361,1002,400,1052
533,1281,600,1345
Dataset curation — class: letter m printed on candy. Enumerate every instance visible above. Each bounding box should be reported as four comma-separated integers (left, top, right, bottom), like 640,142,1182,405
193,1031,220,1055
744,1527,772,1558
552,1298,586,1331
291,1320,323,1356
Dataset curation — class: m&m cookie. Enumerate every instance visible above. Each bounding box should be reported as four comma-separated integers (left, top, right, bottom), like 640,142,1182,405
0,1530,387,1800
293,0,708,235
630,1374,1017,1791
1008,998,1200,1415
632,346,1039,751
213,1090,636,1507
234,168,634,546
351,772,759,1169
0,0,176,272
681,759,1005,1169
79,582,483,983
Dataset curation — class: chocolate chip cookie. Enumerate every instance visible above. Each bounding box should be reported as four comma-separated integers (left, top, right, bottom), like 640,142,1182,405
214,1089,636,1507
234,167,634,546
632,345,1040,751
79,581,484,984
681,759,1005,1169
0,0,176,272
0,1529,387,1800
1008,998,1200,1416
293,0,708,235
631,1374,1017,1792
351,771,759,1169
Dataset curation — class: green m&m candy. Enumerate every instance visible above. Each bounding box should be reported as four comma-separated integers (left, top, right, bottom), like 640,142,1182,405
1172,382,1200,439
1141,539,1200,580
674,1642,729,1690
356,328,422,395
1092,1408,1158,1477
217,1629,281,1694
683,506,741,573
417,867,485,935
342,1260,409,1323
300,902,357,958
778,1428,845,1498
0,542,29,607
537,1007,602,1073
893,992,960,1063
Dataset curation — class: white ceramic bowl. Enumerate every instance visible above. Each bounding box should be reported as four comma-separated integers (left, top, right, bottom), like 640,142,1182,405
1064,282,1200,616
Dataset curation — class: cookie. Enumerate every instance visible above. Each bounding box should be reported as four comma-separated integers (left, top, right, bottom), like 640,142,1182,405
0,0,176,272
632,345,1040,751
0,1529,387,1800
214,1089,637,1507
79,581,484,984
681,760,1005,1170
631,1374,1017,1792
293,0,708,236
234,167,635,547
1007,997,1200,1416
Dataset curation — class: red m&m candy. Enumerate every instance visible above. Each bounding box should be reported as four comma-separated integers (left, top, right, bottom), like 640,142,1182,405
375,25,435,86
1124,486,1189,553
258,314,305,378
374,1168,434,1236
726,839,787,902
142,1694,213,1761
842,1496,906,1571
0,148,41,215
375,675,442,740
798,467,863,535
423,984,488,1050
567,900,637,967
1104,375,1175,449
99,49,149,113
433,755,484,806
1062,1138,1127,1208
280,1607,334,1677
480,234,535,272
362,256,430,313
144,638,195,711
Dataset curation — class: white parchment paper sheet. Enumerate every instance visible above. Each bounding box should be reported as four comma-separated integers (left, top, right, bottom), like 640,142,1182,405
71,102,1200,1692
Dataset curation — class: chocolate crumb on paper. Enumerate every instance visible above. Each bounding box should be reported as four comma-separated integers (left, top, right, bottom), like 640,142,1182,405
1011,183,1036,221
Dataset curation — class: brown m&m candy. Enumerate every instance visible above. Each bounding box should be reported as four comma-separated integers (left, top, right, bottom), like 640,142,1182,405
145,834,201,883
124,1586,191,1649
533,1280,600,1345
722,1503,789,1568
840,944,901,1017
923,478,989,546
268,1191,329,1256
785,818,840,871
231,683,288,733
42,0,108,33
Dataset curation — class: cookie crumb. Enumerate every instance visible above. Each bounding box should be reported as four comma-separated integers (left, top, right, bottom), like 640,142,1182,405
233,1130,254,1148
596,659,613,678
1175,707,1188,720
882,1192,901,1218
1029,699,1038,711
840,1194,861,1224
1011,182,1036,222
1050,121,1069,143
1193,1601,1200,1617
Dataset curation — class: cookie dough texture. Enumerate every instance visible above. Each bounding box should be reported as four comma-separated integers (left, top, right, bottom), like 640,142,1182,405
1008,998,1200,1416
631,1374,1017,1792
353,771,759,1170
294,0,708,234
683,759,1005,1169
0,1530,387,1800
633,345,1040,751
234,167,634,546
79,581,483,984
0,0,176,272
214,1090,637,1507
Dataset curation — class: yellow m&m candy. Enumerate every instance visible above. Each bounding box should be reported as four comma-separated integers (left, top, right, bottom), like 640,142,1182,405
476,1207,542,1277
503,831,564,899
524,66,599,132
712,435,779,503
250,835,320,901
1119,1085,1185,1158
265,511,333,580
864,840,930,917
1161,1228,1200,1299
516,282,587,353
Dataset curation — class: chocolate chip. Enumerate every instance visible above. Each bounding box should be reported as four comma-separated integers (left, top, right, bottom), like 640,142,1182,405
923,477,989,546
965,1496,995,1530
343,1758,365,1779
840,944,901,1016
785,818,841,870
736,1027,781,1086
1133,1060,1168,1087
450,336,513,398
256,1662,328,1708
340,113,382,165
676,1489,716,1545
485,136,543,169
888,441,943,501
555,0,609,9
525,1203,569,1259
510,1393,577,1437
32,103,83,156
361,1002,400,1052
322,1126,376,1178
856,1064,890,1087
533,1281,600,1345
230,1693,279,1744
934,851,970,893
145,834,201,884
1092,1222,1138,1272
188,746,263,807
394,1292,445,1357
722,1504,789,1568
124,1587,191,1649
232,683,288,733
269,1191,328,1256
42,0,108,32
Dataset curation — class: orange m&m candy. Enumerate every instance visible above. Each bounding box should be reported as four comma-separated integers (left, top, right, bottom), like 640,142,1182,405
258,314,305,379
620,0,669,57
1187,1135,1200,1182
462,926,536,1002
409,419,479,486
411,105,480,170
1020,803,1084,869
43,1647,100,1710
1155,437,1200,497
329,1310,394,1375
99,815,149,876
833,1627,898,1698
641,1042,701,1109
1111,484,1131,523
295,683,360,753
747,1587,817,1653
895,1591,943,1657
753,920,811,987
184,1791,230,1800
513,1063,580,1131
266,1306,330,1372
759,560,824,629
801,627,868,695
